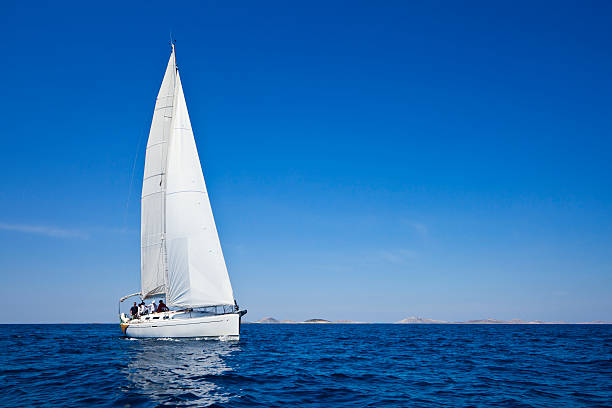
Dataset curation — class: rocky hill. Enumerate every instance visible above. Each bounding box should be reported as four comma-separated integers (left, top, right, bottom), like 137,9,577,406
255,317,280,323
397,317,449,324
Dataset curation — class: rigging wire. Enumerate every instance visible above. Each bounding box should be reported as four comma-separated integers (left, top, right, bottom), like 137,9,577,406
122,119,148,232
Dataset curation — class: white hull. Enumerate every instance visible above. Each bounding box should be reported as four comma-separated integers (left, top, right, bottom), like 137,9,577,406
121,311,241,339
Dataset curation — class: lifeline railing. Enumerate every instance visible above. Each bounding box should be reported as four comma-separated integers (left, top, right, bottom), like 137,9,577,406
118,294,240,320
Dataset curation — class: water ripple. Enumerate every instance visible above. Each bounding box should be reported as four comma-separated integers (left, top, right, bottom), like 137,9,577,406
0,324,611,407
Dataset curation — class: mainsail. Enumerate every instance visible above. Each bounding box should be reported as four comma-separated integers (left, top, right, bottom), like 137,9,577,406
141,46,235,307
141,48,176,298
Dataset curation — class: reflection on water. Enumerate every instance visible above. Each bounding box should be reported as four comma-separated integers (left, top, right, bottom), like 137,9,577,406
124,338,240,406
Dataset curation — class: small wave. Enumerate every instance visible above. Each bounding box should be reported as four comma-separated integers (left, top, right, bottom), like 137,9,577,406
219,335,238,342
2,323,611,407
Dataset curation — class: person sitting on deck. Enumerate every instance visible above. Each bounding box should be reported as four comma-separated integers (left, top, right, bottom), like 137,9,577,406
138,301,147,316
149,301,157,314
130,302,139,319
156,300,169,313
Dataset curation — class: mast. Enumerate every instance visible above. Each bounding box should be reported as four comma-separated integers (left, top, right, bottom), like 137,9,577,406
162,41,177,297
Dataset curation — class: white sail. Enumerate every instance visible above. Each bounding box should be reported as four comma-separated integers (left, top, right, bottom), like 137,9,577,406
164,71,235,308
140,48,176,299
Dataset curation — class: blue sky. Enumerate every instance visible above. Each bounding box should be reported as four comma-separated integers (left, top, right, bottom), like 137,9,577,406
1,1,611,323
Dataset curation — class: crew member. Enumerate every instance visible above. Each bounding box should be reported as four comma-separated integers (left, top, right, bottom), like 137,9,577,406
157,300,169,313
130,302,139,319
138,301,147,316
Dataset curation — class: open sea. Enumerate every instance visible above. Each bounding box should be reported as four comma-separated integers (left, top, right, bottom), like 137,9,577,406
1,324,611,407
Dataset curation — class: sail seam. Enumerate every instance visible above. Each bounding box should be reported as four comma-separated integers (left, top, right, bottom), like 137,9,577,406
146,141,167,149
141,191,164,199
143,173,166,181
166,190,207,196
141,242,163,249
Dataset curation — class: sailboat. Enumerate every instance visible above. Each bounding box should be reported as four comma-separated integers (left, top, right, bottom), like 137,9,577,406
119,44,246,339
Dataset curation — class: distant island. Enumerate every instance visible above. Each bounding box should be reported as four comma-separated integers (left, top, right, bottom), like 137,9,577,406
396,317,612,324
247,317,367,324
246,316,611,324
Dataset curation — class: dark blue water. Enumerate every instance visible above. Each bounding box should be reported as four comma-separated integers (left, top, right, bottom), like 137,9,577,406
1,324,611,407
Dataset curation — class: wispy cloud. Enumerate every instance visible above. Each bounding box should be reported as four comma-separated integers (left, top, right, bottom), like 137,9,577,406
89,226,137,235
400,219,429,237
0,222,88,239
376,249,417,264
409,222,428,236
